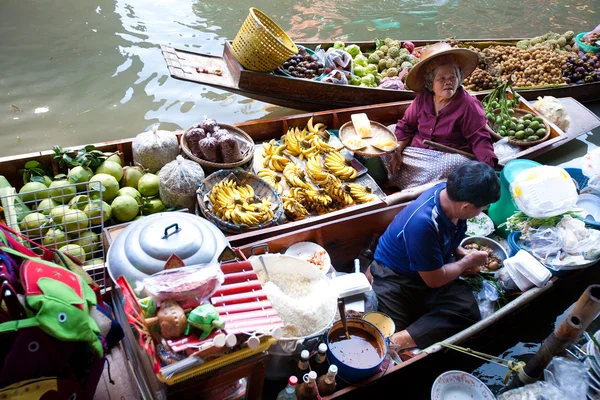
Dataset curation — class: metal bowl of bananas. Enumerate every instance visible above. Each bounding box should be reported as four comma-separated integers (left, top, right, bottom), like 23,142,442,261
197,169,284,234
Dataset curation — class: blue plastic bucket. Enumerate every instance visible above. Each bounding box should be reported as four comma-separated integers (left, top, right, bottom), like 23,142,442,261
326,318,387,383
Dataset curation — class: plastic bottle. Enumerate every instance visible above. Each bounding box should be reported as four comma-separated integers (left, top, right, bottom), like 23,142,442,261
296,349,310,380
312,343,328,376
317,364,338,396
295,370,318,400
276,376,298,400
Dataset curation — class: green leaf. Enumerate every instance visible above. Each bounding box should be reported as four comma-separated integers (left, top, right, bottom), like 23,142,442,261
54,173,67,180
84,145,97,152
375,39,385,50
31,176,46,184
31,167,45,176
25,160,40,169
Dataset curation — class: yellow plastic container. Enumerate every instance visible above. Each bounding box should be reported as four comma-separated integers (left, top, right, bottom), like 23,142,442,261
231,8,298,72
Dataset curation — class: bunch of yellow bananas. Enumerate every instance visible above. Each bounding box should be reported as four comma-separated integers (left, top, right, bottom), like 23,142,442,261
209,178,274,226
282,195,309,221
346,183,376,204
305,156,331,185
257,168,284,194
263,139,290,172
283,163,313,190
324,151,358,180
282,127,306,158
324,176,354,206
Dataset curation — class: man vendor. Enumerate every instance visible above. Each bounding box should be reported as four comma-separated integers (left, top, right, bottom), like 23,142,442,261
370,161,501,350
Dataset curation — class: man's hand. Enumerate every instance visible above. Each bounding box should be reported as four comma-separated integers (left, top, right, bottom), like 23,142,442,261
463,250,489,270
388,148,404,173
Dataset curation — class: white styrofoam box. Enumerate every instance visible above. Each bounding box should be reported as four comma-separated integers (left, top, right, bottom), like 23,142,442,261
504,250,552,291
331,272,372,299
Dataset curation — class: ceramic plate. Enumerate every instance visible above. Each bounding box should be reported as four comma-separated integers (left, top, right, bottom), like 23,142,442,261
466,213,495,237
431,370,495,400
577,194,600,222
284,241,331,275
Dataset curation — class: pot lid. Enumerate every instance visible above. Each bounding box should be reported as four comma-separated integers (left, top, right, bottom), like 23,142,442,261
107,212,229,285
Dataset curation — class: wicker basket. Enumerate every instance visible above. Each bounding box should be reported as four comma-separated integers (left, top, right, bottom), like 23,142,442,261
197,169,284,234
231,8,298,72
180,123,255,174
490,109,551,147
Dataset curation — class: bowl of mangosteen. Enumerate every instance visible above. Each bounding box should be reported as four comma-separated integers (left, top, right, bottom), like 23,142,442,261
276,45,328,80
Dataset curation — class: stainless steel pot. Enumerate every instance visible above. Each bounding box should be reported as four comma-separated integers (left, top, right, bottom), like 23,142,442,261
106,212,229,285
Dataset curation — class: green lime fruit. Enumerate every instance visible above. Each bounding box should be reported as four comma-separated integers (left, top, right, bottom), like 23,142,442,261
48,180,76,204
58,244,86,264
137,173,160,197
61,209,89,233
19,212,50,238
36,198,59,215
18,182,49,205
121,166,144,189
73,230,99,260
43,228,68,249
89,173,119,202
84,200,112,226
111,196,140,222
95,160,123,182
117,187,142,205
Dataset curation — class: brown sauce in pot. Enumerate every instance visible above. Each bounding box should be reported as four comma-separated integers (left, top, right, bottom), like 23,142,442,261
328,327,382,368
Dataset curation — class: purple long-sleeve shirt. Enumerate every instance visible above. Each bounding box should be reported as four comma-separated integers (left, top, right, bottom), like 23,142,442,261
394,87,498,167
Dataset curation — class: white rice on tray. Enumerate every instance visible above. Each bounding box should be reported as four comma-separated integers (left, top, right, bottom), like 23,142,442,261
256,269,336,338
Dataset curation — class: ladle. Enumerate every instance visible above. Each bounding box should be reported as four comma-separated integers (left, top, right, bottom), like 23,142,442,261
337,298,350,340
258,255,271,282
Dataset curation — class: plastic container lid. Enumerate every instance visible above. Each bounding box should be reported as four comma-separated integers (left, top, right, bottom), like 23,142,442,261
328,365,338,375
300,350,310,360
331,272,371,298
504,250,552,291
288,376,298,386
318,343,327,353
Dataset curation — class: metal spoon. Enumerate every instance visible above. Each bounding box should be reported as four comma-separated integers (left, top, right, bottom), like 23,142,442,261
258,255,270,282
337,298,350,340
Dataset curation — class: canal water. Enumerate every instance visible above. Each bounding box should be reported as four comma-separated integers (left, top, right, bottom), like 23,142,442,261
1,0,599,156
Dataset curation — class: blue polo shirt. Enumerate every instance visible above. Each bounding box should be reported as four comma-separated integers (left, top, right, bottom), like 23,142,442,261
374,183,467,278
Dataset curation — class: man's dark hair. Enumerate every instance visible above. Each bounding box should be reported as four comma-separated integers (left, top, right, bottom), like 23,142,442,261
446,162,500,207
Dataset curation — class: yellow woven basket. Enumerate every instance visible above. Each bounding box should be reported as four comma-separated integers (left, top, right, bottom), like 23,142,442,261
231,8,298,72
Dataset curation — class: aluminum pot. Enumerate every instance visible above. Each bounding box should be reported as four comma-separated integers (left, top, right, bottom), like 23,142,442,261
106,212,229,286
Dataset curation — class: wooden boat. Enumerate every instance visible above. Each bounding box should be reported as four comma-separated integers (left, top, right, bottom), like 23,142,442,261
1,98,599,248
111,198,596,399
161,39,600,112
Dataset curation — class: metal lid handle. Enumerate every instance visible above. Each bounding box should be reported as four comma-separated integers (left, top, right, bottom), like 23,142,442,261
162,223,181,239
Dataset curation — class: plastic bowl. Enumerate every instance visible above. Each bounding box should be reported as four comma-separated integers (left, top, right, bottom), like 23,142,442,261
576,32,599,54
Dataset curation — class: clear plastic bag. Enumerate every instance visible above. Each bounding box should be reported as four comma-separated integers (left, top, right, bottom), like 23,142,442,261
143,264,224,304
582,148,600,193
324,48,353,73
533,96,571,132
158,155,206,212
476,280,500,318
493,137,521,164
320,69,351,85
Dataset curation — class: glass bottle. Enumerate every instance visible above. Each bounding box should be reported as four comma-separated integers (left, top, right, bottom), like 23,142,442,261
317,365,338,396
295,371,318,400
276,376,298,400
312,343,328,376
296,349,310,380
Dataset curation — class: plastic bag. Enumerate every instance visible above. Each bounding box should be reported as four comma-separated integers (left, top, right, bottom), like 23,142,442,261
325,48,353,72
493,137,522,164
143,264,224,304
476,280,500,318
533,96,570,132
132,124,179,173
158,155,205,212
510,166,578,218
378,67,409,90
582,148,600,193
320,69,351,85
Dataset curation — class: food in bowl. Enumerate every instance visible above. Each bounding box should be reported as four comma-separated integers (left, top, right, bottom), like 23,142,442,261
463,242,502,272
329,326,383,368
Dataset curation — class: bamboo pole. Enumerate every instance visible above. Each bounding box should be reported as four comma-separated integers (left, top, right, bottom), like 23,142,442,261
504,285,600,391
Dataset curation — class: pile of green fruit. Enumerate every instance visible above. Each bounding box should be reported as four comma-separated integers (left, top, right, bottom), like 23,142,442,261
332,41,382,87
372,38,419,79
492,111,548,142
8,145,168,263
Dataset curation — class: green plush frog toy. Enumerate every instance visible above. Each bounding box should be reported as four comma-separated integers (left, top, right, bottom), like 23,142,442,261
185,304,225,339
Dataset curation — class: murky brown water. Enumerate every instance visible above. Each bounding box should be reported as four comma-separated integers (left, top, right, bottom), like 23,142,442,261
0,0,598,157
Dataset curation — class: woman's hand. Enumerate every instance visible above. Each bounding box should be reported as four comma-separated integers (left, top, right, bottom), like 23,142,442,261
388,148,404,173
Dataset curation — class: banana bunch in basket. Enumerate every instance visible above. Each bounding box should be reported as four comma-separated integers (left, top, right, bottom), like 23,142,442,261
209,178,274,226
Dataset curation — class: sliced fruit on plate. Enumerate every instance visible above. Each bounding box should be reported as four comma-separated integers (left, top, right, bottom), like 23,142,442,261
351,113,373,139
344,135,368,150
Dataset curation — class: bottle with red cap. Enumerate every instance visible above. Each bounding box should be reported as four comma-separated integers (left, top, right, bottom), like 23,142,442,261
295,371,318,400
276,376,298,400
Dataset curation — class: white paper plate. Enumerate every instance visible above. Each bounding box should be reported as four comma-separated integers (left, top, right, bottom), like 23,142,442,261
284,242,331,275
431,370,495,400
467,213,495,237
577,193,600,222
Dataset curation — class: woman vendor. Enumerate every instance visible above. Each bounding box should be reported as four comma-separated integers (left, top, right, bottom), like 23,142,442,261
382,43,498,190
